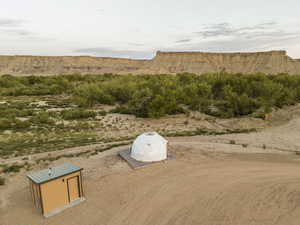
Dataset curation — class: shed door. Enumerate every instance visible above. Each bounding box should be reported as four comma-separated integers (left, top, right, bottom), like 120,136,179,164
67,176,79,202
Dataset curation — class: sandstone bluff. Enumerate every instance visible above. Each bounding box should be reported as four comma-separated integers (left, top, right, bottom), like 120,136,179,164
0,50,299,75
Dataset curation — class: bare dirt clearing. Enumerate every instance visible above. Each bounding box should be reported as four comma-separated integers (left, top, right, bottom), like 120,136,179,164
1,143,300,225
1,105,300,225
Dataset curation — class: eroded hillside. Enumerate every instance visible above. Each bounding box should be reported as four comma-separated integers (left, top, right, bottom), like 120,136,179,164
0,50,300,75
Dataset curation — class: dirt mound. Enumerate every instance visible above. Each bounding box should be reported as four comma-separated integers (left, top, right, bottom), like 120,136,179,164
0,50,300,75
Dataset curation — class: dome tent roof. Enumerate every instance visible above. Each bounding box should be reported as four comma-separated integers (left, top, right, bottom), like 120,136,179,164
131,132,168,162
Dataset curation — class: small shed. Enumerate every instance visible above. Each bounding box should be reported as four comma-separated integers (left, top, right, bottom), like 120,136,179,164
27,163,84,217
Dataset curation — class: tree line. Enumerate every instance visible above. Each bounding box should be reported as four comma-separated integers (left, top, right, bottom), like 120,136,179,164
1,73,300,118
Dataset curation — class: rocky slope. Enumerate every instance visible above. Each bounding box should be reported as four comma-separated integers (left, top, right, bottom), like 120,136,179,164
0,50,299,75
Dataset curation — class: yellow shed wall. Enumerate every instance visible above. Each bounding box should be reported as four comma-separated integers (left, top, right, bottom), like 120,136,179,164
40,171,81,214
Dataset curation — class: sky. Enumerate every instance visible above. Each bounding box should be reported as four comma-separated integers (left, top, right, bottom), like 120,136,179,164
0,0,300,59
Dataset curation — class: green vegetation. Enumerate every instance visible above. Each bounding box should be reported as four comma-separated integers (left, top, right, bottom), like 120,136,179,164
229,140,236,144
29,112,55,125
61,109,97,120
0,177,5,185
0,118,31,130
0,72,298,158
163,128,256,137
1,73,299,118
35,141,131,164
3,163,24,173
0,132,99,157
242,143,248,148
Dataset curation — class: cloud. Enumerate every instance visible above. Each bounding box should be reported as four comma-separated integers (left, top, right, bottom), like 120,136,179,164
128,42,145,47
175,39,191,43
75,22,300,58
197,23,232,38
169,22,300,53
74,22,300,59
167,34,300,53
0,18,23,27
75,47,154,59
1,28,33,36
0,18,33,36
195,22,281,39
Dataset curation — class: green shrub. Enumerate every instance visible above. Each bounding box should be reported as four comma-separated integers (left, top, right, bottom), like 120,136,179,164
3,164,24,173
30,112,54,125
0,119,13,130
73,84,115,107
14,119,31,129
229,140,236,144
97,110,107,116
61,109,97,120
0,177,5,185
111,106,133,115
0,118,31,130
242,143,248,148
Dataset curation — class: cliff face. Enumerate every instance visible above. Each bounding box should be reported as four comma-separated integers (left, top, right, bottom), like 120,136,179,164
0,56,148,75
0,50,299,75
150,50,299,74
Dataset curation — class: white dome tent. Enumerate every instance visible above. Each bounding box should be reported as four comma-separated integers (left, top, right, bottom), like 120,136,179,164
130,132,168,162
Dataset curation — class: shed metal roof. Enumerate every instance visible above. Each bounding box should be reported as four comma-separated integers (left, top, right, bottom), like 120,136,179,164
27,163,82,184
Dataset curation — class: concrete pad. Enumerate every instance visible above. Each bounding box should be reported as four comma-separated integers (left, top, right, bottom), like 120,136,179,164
44,197,85,217
118,149,175,169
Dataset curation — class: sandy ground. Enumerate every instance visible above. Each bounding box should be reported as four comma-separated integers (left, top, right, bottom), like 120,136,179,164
1,147,300,225
1,106,300,225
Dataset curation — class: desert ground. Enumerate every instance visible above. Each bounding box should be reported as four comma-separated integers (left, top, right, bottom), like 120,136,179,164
1,105,300,225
